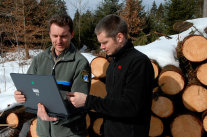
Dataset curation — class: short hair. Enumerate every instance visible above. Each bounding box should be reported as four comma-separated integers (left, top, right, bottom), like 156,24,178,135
49,13,73,33
95,14,128,39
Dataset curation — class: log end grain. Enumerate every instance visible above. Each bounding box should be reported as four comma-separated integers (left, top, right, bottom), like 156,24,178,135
152,96,174,118
6,113,19,128
92,118,103,136
171,114,202,137
149,115,164,137
30,118,38,137
196,63,207,86
90,78,107,98
182,35,207,62
158,71,185,95
90,57,109,78
182,84,207,112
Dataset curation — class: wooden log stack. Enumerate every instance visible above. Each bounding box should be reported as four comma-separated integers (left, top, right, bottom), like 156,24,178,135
148,34,207,137
0,106,36,137
86,56,109,137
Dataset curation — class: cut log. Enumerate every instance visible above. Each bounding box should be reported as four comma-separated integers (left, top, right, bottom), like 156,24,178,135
158,65,185,95
196,63,207,86
6,111,36,129
171,114,203,137
5,106,26,128
173,21,193,33
203,111,207,132
0,106,25,124
90,78,107,98
92,118,103,136
149,115,164,137
86,113,90,129
89,78,107,112
181,35,207,62
6,113,19,128
90,56,109,78
182,84,207,112
151,96,174,118
151,59,160,79
30,118,38,137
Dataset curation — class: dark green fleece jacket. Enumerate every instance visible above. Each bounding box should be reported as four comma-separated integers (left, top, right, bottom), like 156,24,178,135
27,43,91,137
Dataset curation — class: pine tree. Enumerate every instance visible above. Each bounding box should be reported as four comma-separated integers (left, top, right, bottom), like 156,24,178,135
73,10,98,50
95,0,123,22
120,0,146,41
164,0,200,34
150,1,157,17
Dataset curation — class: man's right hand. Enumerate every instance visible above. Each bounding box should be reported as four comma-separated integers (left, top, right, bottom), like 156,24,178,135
14,90,26,103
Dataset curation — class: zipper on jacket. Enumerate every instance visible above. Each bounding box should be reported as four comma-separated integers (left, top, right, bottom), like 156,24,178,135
52,63,56,76
51,57,63,76
52,61,61,76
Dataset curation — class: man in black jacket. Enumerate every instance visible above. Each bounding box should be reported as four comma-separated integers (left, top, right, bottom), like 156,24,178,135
68,14,154,137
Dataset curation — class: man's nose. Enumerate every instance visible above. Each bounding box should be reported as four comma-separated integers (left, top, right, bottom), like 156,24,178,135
57,36,63,43
100,44,105,49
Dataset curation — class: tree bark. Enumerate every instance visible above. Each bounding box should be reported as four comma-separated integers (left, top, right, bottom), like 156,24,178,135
151,59,160,79
203,0,207,17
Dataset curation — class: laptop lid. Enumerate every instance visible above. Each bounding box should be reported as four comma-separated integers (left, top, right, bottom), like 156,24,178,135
10,73,69,119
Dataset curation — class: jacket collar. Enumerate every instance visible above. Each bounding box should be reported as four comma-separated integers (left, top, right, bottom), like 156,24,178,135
109,39,134,60
44,42,76,61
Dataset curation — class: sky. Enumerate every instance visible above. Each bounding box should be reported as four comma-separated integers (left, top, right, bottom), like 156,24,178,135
1,17,207,112
66,0,165,19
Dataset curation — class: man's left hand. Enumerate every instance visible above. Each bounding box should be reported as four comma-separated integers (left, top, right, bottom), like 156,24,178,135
67,92,87,108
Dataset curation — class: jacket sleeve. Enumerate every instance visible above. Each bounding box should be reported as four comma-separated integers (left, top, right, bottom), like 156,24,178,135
71,58,91,95
27,56,38,74
85,57,154,118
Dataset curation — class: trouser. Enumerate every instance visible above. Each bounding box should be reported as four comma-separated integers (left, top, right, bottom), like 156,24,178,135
36,117,87,137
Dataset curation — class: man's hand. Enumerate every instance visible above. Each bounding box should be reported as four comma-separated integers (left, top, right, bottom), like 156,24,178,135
14,90,26,103
37,103,58,121
67,92,87,108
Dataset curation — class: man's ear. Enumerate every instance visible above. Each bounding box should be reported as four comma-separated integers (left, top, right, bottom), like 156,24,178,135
116,33,124,43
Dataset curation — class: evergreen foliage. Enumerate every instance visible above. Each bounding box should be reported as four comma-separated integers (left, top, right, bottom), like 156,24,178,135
73,10,98,50
73,0,123,51
164,0,201,34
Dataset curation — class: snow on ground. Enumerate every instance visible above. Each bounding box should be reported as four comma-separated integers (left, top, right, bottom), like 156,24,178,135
0,17,207,112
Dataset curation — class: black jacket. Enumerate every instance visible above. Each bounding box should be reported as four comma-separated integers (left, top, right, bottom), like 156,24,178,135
86,40,154,137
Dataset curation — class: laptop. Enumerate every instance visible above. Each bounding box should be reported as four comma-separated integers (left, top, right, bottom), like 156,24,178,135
10,73,70,119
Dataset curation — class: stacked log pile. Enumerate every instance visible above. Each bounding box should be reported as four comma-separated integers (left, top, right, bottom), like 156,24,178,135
0,106,36,137
149,34,207,137
86,56,109,137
